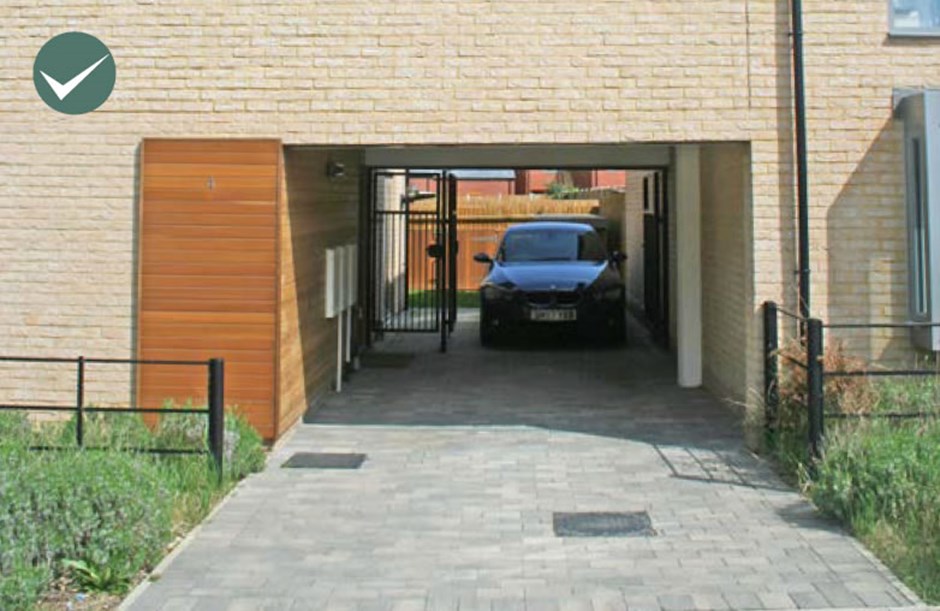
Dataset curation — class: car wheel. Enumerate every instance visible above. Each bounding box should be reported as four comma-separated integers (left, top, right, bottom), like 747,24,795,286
480,308,498,347
609,309,627,346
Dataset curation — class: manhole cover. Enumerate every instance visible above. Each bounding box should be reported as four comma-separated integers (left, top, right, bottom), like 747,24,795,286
360,352,415,369
281,452,366,469
553,512,655,537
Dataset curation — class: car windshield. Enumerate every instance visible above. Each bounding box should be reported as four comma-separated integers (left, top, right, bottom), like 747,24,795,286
499,228,607,263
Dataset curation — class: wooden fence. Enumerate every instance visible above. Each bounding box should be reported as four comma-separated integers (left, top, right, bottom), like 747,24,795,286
408,197,599,291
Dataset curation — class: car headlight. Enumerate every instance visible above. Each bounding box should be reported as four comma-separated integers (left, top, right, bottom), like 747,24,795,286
482,283,516,301
596,286,622,301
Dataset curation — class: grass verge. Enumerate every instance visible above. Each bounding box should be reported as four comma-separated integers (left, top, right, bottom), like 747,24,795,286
0,406,265,610
406,290,480,309
767,341,940,604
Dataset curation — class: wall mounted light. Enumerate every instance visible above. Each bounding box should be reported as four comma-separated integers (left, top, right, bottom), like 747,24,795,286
326,161,346,180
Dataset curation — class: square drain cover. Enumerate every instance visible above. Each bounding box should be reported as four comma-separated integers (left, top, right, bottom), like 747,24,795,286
553,512,655,537
281,452,366,469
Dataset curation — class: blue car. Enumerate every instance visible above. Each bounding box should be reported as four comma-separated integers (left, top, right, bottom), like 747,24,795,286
473,222,626,346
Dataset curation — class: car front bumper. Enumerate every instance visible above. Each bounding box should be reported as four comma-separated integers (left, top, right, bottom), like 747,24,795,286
481,292,623,334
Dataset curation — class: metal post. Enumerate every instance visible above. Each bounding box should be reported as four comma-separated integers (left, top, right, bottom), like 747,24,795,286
207,358,225,481
438,173,448,353
76,356,85,447
806,319,825,460
763,302,779,431
403,171,411,309
336,314,343,392
791,0,812,321
447,173,459,333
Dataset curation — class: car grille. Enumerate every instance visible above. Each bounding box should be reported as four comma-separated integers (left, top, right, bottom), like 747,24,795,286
526,290,581,307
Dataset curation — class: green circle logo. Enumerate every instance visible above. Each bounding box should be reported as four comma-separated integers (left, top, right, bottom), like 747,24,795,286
33,32,115,115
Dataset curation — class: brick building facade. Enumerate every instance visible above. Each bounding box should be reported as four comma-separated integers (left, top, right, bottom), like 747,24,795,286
1,1,938,438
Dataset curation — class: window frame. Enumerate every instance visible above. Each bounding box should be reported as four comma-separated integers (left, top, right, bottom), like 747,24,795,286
889,0,940,37
909,136,930,316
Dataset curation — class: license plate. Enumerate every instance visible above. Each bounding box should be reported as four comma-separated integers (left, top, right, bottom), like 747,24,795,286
530,309,577,322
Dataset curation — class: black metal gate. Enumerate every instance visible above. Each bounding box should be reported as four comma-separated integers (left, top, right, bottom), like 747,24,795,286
643,171,669,347
367,170,458,352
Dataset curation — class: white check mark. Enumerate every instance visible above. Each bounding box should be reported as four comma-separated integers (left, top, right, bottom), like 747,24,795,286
39,54,110,101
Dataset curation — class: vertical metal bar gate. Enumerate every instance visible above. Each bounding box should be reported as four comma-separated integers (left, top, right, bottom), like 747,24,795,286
368,169,458,352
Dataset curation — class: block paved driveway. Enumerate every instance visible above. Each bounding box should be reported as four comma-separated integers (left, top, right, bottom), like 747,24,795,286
124,316,927,611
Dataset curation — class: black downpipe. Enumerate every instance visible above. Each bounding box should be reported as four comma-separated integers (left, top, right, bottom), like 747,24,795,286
791,0,811,320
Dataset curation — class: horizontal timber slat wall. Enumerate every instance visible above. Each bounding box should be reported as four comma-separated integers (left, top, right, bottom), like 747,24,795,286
408,197,599,291
138,139,281,440
278,148,361,431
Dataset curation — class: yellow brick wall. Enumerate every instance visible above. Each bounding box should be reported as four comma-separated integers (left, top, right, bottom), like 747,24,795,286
701,143,753,403
0,0,938,417
621,175,649,316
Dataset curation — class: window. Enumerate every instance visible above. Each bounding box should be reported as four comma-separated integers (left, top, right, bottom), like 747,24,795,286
910,138,929,315
891,0,940,35
898,90,940,350
499,228,607,263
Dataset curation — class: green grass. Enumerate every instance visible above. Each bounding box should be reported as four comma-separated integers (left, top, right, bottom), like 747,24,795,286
768,374,940,604
0,405,265,610
809,419,940,602
407,290,480,309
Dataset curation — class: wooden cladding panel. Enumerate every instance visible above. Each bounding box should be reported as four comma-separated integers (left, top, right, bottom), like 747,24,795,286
278,148,361,435
138,139,281,440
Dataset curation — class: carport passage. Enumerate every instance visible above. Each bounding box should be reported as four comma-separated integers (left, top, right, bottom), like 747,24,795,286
125,319,922,611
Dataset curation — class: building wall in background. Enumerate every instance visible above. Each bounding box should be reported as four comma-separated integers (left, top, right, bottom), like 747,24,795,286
1,1,939,424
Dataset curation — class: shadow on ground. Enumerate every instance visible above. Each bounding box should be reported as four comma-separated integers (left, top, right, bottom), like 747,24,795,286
307,311,778,491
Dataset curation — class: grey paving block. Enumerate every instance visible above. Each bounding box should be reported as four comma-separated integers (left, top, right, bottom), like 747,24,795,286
788,591,829,609
756,593,797,610
123,320,924,611
658,594,696,610
721,592,764,610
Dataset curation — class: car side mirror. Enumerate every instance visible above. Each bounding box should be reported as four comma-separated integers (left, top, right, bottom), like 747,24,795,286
473,252,493,264
611,251,627,264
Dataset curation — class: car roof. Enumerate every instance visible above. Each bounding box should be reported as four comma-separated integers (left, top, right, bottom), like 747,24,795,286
534,213,607,222
506,221,595,233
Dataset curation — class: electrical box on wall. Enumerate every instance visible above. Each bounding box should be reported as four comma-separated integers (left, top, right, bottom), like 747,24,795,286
325,249,336,319
335,247,346,316
897,90,940,350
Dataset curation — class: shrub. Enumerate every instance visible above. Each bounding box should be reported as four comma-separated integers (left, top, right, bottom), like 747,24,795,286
224,412,265,481
0,446,172,604
0,405,266,609
774,338,876,425
545,181,582,200
0,412,31,446
769,340,940,603
808,420,940,602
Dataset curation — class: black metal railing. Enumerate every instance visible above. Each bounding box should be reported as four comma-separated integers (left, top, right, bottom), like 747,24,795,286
0,356,225,478
764,301,940,460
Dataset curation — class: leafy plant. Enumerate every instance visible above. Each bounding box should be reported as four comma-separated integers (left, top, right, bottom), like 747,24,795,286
545,181,581,200
62,558,127,593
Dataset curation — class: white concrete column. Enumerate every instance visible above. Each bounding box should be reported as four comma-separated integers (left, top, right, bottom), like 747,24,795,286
675,145,703,388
